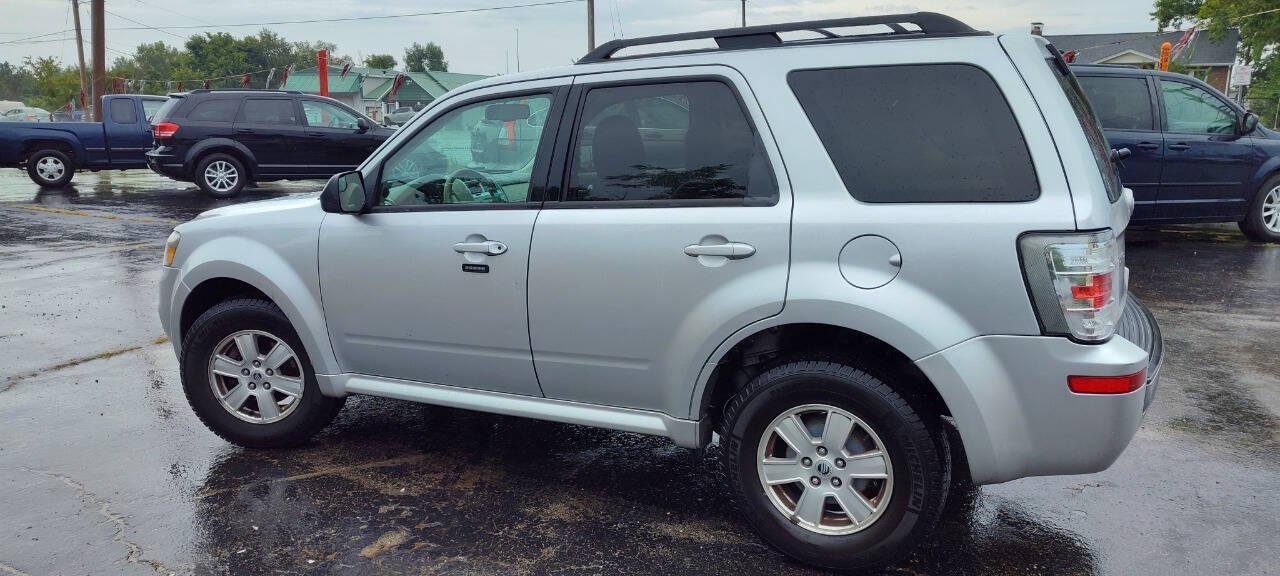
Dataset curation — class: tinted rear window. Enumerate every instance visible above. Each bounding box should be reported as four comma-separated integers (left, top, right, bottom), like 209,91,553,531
237,99,298,125
152,97,183,122
1052,58,1123,202
1076,75,1154,131
186,99,239,122
788,64,1039,203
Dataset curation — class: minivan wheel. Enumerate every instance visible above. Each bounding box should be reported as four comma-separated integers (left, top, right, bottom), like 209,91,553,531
1239,175,1280,243
26,149,74,188
721,359,949,571
195,153,247,198
181,298,344,448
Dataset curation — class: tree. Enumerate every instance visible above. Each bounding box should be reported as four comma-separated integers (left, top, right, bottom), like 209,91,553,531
404,42,447,72
23,56,79,111
0,61,36,102
364,54,397,70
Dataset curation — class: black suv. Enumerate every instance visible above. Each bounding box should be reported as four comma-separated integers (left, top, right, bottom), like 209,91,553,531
147,90,395,197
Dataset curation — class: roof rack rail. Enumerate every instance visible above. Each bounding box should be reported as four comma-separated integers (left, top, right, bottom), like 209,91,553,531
578,12,984,63
187,88,302,94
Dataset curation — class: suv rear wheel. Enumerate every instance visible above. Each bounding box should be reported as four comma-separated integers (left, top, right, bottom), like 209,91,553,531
1239,175,1280,243
181,298,344,447
26,149,74,188
195,153,247,198
721,358,949,570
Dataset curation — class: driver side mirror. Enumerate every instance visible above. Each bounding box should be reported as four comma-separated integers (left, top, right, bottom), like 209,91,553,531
357,118,371,132
1240,111,1259,135
320,171,370,214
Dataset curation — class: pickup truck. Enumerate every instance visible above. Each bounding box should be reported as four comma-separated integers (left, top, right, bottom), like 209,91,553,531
0,94,167,188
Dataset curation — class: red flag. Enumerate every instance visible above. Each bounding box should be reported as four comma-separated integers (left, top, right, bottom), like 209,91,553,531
241,73,250,88
1062,50,1077,63
79,90,86,109
279,64,292,88
387,74,406,102
340,63,351,78
203,79,211,90
176,81,183,92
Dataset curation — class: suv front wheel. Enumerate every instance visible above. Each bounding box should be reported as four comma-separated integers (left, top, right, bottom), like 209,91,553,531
181,298,344,447
195,153,248,198
721,358,949,570
1239,175,1280,243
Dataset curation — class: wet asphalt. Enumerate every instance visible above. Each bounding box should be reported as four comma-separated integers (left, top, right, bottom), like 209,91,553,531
0,170,1276,576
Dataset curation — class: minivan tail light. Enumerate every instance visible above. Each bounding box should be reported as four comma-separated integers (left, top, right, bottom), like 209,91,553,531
1019,230,1126,341
153,122,179,139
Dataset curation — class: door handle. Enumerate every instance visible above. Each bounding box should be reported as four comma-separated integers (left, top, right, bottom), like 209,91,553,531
684,242,755,259
1167,143,1191,151
453,240,507,256
234,128,254,134
1135,141,1160,150
306,131,325,137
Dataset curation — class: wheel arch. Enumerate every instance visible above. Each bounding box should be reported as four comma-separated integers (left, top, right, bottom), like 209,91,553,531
176,246,339,386
185,138,257,179
22,138,80,167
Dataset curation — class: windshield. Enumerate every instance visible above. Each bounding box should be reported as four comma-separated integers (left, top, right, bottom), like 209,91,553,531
1045,48,1123,203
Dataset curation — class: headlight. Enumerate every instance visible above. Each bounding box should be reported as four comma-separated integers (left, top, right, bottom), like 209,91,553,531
163,230,181,266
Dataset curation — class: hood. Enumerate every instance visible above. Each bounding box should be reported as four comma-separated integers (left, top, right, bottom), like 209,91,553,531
192,194,321,221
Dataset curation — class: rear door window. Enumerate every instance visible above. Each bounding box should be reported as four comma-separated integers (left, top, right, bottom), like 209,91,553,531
109,98,137,124
236,98,299,125
1048,56,1123,202
186,99,240,122
1077,75,1155,131
788,64,1039,203
565,80,777,203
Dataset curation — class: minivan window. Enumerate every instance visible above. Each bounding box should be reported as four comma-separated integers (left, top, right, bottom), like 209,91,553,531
789,64,1039,203
186,99,239,122
566,81,776,203
1077,76,1154,131
1049,57,1123,202
237,99,298,125
109,98,137,124
1160,80,1235,134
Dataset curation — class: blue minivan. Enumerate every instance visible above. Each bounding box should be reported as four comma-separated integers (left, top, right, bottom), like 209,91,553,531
1072,64,1280,242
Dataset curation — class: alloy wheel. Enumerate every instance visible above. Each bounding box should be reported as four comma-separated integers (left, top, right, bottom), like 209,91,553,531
757,403,893,535
208,330,304,424
204,160,239,193
1263,185,1280,233
35,156,65,182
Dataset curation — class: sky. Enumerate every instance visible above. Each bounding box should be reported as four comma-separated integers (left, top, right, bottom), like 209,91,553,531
0,0,1162,77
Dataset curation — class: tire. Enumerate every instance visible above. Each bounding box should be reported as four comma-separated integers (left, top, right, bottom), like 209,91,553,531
1239,175,1280,243
26,149,74,188
195,153,248,198
721,358,949,571
180,298,344,448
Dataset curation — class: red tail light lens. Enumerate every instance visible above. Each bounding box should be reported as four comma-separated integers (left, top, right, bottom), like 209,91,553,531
1068,370,1145,394
153,122,179,139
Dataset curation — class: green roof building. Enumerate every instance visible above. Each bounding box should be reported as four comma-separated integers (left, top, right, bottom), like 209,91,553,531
284,65,487,122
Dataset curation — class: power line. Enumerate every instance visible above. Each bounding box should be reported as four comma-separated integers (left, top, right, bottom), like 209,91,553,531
130,0,213,27
102,0,583,31
103,8,189,41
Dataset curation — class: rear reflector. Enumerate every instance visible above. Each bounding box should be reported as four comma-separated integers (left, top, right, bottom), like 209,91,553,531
153,122,179,139
1068,370,1145,394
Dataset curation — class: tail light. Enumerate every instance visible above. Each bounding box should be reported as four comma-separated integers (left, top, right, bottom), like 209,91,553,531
1019,230,1126,341
153,122,179,140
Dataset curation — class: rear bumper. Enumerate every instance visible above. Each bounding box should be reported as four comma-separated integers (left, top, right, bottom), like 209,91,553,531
145,150,188,180
917,296,1163,484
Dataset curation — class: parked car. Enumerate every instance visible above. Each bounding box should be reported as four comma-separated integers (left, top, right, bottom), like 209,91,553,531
0,100,24,115
146,89,396,197
1,107,52,122
51,108,86,122
384,102,425,126
158,14,1161,571
0,95,166,187
1071,64,1280,241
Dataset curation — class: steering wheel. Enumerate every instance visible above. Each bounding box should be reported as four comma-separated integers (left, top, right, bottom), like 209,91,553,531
443,168,508,203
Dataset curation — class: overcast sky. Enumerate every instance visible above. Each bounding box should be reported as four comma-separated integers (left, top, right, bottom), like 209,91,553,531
2,0,1161,76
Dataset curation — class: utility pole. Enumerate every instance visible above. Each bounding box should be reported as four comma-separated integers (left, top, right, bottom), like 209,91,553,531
71,0,88,111
741,0,746,27
587,0,595,51
90,0,106,121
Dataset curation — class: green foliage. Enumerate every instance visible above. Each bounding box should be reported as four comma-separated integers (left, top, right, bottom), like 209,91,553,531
364,54,397,70
0,61,36,102
404,42,448,72
22,56,79,111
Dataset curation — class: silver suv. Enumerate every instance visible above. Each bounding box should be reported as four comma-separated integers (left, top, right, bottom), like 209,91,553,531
159,13,1162,570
